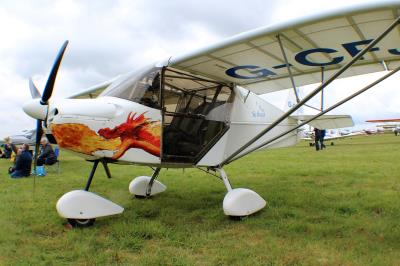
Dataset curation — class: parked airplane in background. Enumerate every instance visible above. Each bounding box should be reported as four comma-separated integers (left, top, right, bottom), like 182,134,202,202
364,127,385,134
302,127,367,146
22,1,400,227
395,126,400,136
366,118,400,135
8,129,36,146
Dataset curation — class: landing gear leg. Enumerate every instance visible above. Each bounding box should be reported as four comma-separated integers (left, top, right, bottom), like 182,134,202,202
216,168,266,218
56,160,124,228
146,168,161,197
83,159,112,191
84,160,99,191
129,168,166,198
101,160,112,179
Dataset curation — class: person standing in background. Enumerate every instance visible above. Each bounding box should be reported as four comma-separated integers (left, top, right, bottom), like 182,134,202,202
314,128,321,151
320,129,326,150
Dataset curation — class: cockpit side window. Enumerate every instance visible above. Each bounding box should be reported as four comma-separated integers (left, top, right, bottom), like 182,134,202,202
101,66,161,109
128,71,160,108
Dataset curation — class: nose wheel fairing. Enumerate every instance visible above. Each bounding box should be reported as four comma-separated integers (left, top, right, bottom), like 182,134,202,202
56,190,124,220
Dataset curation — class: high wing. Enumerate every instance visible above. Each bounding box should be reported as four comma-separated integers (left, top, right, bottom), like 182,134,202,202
169,0,400,94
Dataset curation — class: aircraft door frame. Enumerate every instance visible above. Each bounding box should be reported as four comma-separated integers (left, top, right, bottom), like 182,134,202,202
160,67,234,164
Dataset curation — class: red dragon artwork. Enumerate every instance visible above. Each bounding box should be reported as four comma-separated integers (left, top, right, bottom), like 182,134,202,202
98,112,161,159
51,112,161,159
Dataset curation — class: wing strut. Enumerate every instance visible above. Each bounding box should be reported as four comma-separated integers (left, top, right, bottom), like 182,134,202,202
218,15,400,167
321,66,325,111
277,34,324,112
276,34,300,103
225,64,400,164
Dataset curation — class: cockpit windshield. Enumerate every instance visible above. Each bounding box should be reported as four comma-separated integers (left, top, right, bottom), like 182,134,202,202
100,66,161,109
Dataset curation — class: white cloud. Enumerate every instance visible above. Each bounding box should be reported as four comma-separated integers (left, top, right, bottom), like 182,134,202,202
0,0,399,139
0,68,36,137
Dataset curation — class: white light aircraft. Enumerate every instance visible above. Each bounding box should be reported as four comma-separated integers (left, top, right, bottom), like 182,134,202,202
8,129,36,146
23,1,400,227
366,118,400,135
302,128,366,147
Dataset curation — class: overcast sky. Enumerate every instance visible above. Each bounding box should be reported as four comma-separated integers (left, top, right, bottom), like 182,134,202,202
0,0,399,138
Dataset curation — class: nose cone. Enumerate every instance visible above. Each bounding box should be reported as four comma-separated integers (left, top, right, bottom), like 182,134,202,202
23,99,48,120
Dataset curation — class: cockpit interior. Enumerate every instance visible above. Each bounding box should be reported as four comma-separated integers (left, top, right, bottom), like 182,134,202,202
101,66,234,164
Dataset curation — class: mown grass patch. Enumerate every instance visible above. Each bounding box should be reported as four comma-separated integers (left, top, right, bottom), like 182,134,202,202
0,134,399,265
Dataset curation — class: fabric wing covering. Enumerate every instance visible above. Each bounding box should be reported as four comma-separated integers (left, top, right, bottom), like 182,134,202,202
170,1,400,94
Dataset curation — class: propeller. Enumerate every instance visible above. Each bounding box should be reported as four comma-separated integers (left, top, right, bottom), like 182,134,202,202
41,41,69,105
29,78,40,99
26,40,69,175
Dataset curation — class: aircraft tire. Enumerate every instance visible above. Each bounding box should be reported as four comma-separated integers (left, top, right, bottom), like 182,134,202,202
229,215,248,221
67,218,96,228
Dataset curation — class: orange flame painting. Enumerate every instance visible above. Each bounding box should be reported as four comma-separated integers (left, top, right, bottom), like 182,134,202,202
98,112,161,158
51,112,161,159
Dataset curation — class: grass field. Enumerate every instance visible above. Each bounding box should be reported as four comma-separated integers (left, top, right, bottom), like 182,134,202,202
0,134,399,265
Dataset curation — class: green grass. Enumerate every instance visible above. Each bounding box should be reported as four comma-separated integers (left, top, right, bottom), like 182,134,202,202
0,134,399,265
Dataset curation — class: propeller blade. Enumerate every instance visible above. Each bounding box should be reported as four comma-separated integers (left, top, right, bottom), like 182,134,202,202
41,40,69,105
29,78,41,99
33,119,43,173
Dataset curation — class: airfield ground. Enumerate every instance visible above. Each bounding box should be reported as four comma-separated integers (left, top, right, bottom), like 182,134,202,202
0,134,399,265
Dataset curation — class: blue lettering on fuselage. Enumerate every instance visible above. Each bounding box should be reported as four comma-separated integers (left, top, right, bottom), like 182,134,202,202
251,102,266,118
225,39,398,79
